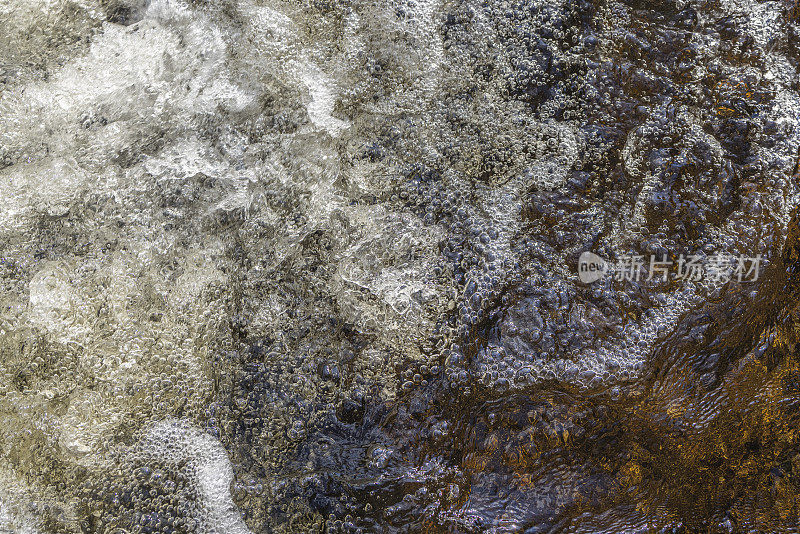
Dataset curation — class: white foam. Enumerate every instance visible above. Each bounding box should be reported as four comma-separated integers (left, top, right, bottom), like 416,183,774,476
242,1,350,137
0,499,40,534
28,261,91,344
141,420,253,534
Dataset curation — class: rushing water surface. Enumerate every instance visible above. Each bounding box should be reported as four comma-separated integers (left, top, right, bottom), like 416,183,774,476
1,0,800,532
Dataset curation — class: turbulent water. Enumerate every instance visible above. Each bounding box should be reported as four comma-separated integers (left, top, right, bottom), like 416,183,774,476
1,0,800,532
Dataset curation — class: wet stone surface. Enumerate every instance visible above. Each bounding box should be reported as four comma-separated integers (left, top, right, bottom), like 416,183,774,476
1,0,800,532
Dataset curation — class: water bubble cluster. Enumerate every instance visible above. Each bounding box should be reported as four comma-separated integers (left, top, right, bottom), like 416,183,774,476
1,0,800,531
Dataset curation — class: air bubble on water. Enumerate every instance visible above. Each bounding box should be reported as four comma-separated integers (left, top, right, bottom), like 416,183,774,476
139,419,253,534
28,261,90,344
0,471,41,534
239,1,350,137
719,0,783,50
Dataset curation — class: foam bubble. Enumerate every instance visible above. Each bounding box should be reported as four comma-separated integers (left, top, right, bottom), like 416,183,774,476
139,420,253,534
